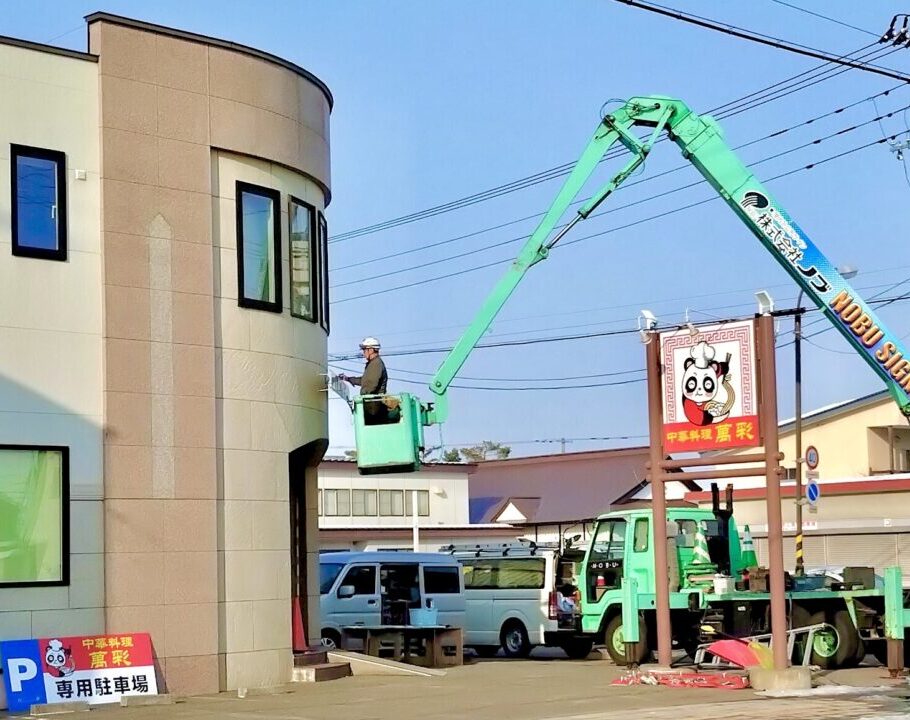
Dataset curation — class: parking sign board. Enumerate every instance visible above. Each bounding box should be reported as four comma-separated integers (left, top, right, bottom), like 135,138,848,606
1,633,157,712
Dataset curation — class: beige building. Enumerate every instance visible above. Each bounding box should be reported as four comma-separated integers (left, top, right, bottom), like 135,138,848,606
0,13,332,697
688,391,910,576
723,389,910,481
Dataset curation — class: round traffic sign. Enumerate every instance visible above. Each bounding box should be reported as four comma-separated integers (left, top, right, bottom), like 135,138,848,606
805,445,819,470
806,481,820,504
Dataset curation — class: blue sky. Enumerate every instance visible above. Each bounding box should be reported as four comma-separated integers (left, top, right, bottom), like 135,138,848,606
10,1,910,457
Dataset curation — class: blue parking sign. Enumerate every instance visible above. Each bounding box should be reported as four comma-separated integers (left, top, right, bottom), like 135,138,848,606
1,639,47,712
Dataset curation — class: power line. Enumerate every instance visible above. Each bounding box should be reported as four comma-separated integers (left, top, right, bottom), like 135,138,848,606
331,261,910,348
767,0,878,37
330,290,910,366
329,40,891,243
333,103,909,290
335,133,901,303
333,82,905,275
615,0,909,80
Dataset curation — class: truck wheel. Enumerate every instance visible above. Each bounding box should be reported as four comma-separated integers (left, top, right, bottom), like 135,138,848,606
851,636,867,667
321,629,341,650
561,637,594,660
806,609,858,669
500,621,532,658
604,615,649,666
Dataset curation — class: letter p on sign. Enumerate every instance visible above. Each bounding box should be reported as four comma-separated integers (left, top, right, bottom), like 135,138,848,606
1,639,48,711
9,658,37,692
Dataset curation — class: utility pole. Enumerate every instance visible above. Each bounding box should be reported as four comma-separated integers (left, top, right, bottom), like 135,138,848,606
794,265,857,576
794,292,805,576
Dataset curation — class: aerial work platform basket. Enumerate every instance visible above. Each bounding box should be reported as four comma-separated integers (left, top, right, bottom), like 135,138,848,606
352,392,425,475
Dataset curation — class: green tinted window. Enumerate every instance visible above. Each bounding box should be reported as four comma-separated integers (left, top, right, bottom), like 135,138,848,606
0,448,66,585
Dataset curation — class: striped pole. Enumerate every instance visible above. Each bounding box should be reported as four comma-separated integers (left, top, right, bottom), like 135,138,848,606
795,532,803,568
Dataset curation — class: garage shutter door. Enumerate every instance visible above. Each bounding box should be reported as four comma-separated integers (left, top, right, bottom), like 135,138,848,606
825,534,898,574
896,534,910,576
749,536,825,572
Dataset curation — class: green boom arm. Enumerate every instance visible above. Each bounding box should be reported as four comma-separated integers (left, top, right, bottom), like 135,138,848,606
424,96,910,424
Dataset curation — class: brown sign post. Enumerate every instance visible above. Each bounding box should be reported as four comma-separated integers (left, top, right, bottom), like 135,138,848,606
645,312,788,670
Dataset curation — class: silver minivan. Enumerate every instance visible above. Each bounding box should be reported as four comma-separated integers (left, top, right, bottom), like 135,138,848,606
319,551,466,648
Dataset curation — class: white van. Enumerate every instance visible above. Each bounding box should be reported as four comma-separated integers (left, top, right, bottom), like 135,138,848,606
444,542,593,659
319,551,466,648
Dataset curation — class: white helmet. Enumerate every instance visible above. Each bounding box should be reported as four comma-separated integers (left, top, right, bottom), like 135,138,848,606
359,337,381,350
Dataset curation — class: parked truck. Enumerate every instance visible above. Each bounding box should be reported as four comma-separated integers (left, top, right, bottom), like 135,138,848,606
578,486,910,668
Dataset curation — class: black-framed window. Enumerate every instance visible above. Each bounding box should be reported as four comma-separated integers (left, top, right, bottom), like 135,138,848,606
289,196,317,321
0,445,69,587
11,144,67,261
317,211,329,333
236,181,281,312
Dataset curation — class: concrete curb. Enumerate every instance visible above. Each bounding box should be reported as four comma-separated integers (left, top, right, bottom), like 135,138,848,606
29,700,89,715
119,693,180,706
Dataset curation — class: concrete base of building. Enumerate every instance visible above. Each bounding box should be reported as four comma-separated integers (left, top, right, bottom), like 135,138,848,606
748,665,813,691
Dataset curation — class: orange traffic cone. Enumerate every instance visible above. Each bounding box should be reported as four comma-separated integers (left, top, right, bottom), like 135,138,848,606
292,596,307,651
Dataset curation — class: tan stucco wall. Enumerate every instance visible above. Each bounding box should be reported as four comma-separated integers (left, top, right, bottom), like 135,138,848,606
88,16,330,695
214,150,328,688
0,45,104,641
727,396,910,478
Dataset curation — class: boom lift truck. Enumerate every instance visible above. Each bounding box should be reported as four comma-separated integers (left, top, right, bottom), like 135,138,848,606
348,96,910,664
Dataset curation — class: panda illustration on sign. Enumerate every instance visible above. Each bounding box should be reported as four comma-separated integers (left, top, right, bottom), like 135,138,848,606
681,341,736,426
44,639,75,677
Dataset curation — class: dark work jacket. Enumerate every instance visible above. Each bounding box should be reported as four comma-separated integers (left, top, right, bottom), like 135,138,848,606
350,356,388,395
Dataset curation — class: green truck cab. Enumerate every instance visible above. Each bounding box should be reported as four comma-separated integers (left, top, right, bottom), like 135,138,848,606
579,500,908,668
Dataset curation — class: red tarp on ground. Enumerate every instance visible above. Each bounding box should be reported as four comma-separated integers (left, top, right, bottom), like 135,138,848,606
612,672,750,689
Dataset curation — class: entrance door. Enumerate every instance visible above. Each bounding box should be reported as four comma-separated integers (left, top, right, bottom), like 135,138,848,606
289,440,327,651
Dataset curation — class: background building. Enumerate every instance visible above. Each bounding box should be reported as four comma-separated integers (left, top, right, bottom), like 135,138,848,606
318,459,519,551
0,13,332,696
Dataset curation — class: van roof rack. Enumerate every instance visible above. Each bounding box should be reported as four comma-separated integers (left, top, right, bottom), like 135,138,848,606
438,540,561,557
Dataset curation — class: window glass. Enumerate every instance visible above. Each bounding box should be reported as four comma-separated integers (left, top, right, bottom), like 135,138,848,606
340,565,376,595
423,566,460,594
379,490,404,516
352,489,377,516
289,197,316,320
404,490,430,517
589,520,627,563
11,146,67,260
323,489,351,517
633,518,649,552
461,558,545,589
320,563,343,594
237,182,281,311
0,448,67,585
317,212,329,332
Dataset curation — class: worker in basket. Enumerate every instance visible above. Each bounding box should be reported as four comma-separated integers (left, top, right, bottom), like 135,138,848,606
340,337,390,422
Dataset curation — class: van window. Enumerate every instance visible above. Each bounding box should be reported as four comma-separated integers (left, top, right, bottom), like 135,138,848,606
340,565,376,595
320,563,344,594
463,558,545,590
423,566,460,594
